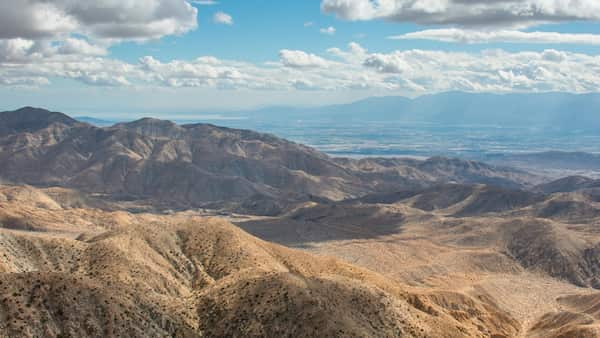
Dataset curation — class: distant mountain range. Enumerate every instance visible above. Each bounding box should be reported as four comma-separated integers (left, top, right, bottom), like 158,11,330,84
69,92,600,132
242,92,600,131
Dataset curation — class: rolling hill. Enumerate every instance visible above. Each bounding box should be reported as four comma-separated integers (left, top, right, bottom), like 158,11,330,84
0,184,523,337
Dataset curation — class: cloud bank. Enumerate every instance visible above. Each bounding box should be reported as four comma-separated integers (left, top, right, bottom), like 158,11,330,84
0,0,198,41
392,28,600,45
0,0,202,87
1,1,599,97
321,0,600,28
2,40,599,95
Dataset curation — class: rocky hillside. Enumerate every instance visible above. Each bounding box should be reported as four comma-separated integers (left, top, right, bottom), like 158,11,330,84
238,181,600,336
0,184,521,337
536,175,600,194
0,107,539,215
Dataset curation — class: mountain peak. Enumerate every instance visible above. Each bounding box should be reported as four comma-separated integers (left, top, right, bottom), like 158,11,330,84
0,107,80,136
114,117,185,138
12,106,76,121
129,117,173,125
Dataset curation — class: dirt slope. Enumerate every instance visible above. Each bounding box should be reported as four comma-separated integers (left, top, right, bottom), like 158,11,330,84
0,184,522,337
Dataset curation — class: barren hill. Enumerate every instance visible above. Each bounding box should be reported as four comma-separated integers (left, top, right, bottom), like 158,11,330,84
536,176,600,194
238,182,600,336
0,184,525,337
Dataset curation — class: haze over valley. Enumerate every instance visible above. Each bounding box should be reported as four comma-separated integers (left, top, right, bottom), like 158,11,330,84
77,92,600,178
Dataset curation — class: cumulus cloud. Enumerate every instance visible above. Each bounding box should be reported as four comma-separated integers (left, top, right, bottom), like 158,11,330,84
279,50,330,68
0,0,198,41
0,38,106,62
320,26,336,35
328,42,367,62
139,56,249,88
0,0,199,87
0,53,141,88
0,1,77,40
0,39,37,62
362,48,600,92
213,11,233,25
57,38,107,56
191,0,218,4
1,40,600,94
0,0,199,82
392,28,600,45
321,0,600,28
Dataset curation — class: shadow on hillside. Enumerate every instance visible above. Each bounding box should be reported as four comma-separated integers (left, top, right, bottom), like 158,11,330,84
235,207,407,248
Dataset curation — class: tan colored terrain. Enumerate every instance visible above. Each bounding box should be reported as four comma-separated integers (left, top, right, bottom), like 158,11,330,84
239,184,600,337
2,182,600,337
1,184,528,337
2,108,600,337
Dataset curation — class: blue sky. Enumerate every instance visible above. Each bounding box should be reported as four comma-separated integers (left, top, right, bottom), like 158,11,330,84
1,0,600,117
111,1,600,62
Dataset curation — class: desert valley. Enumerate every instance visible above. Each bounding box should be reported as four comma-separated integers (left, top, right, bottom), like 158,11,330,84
2,107,600,337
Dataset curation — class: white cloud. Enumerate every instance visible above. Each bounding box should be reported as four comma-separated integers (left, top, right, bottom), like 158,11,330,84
139,55,251,88
213,11,233,25
291,79,320,91
0,38,106,62
0,0,198,41
279,50,330,68
327,42,367,63
320,26,336,35
191,0,219,4
57,38,107,56
0,39,36,62
362,48,600,92
0,1,77,40
76,73,131,87
321,0,600,28
0,76,50,87
392,28,600,45
1,40,600,95
0,0,198,75
304,22,314,27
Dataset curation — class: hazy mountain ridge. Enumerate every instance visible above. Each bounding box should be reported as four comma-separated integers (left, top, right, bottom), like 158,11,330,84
0,107,537,215
72,93,600,166
238,92,600,131
536,176,600,194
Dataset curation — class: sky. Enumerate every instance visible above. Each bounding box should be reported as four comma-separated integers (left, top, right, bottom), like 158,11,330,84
1,0,600,117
